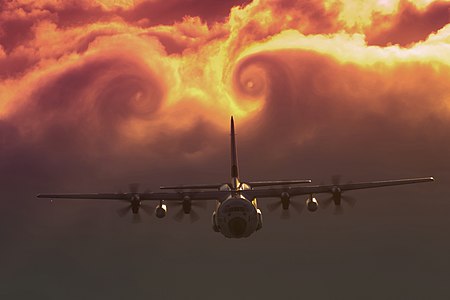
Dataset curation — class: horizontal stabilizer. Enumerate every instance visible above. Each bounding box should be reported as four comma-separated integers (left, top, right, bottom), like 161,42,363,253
248,179,311,187
159,184,223,190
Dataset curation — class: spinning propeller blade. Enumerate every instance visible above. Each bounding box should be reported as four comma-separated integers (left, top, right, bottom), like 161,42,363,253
324,175,358,215
116,183,152,221
267,198,303,219
169,199,207,223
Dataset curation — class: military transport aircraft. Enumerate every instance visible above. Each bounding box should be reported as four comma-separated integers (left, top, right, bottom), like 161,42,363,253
38,117,434,238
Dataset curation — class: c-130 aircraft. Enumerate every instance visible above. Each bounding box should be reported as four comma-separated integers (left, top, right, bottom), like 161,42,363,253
38,117,434,238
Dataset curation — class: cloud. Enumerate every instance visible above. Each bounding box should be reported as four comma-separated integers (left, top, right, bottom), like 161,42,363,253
233,48,449,148
0,0,449,188
117,0,252,25
366,0,450,47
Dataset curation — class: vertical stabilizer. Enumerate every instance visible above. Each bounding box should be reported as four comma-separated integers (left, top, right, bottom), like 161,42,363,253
230,116,239,187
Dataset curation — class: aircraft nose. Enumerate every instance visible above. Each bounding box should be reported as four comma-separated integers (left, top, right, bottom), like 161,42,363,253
228,217,247,237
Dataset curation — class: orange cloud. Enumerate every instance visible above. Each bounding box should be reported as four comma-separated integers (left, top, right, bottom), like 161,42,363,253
366,0,450,46
0,0,449,185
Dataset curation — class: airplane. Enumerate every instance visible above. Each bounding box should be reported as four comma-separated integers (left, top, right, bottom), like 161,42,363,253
38,117,434,238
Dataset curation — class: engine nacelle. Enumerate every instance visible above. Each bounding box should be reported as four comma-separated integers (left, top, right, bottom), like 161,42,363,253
331,186,342,205
281,192,290,210
182,196,191,214
306,197,318,212
155,204,167,218
131,202,140,214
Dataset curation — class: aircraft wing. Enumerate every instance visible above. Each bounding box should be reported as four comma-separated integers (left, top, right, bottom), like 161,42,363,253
37,190,230,201
242,177,434,199
37,177,434,201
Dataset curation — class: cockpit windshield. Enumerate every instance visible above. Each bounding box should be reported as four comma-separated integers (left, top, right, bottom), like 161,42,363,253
227,206,246,212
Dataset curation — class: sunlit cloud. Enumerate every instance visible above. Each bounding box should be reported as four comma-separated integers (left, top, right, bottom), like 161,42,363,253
0,0,448,184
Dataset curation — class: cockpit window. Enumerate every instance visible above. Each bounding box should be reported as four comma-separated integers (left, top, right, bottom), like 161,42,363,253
227,206,245,212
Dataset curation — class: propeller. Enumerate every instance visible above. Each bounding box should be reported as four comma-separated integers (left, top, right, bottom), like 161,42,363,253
321,175,357,215
267,192,304,219
116,183,152,222
167,196,207,223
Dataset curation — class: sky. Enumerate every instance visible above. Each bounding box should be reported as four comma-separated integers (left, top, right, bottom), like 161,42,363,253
0,0,449,299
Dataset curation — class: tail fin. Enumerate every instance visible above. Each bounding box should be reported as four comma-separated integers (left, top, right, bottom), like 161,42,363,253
230,116,239,181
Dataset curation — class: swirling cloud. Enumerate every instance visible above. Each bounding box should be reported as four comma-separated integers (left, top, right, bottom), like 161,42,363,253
0,0,449,186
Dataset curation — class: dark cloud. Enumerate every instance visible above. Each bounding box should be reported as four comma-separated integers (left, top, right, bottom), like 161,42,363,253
366,1,450,47
232,50,450,177
0,17,36,53
143,31,189,54
119,0,252,26
0,2,56,52
1,53,166,186
0,52,37,79
42,1,113,28
13,55,164,124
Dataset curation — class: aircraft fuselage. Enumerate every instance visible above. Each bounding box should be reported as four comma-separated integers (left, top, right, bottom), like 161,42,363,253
214,196,260,238
212,183,263,238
